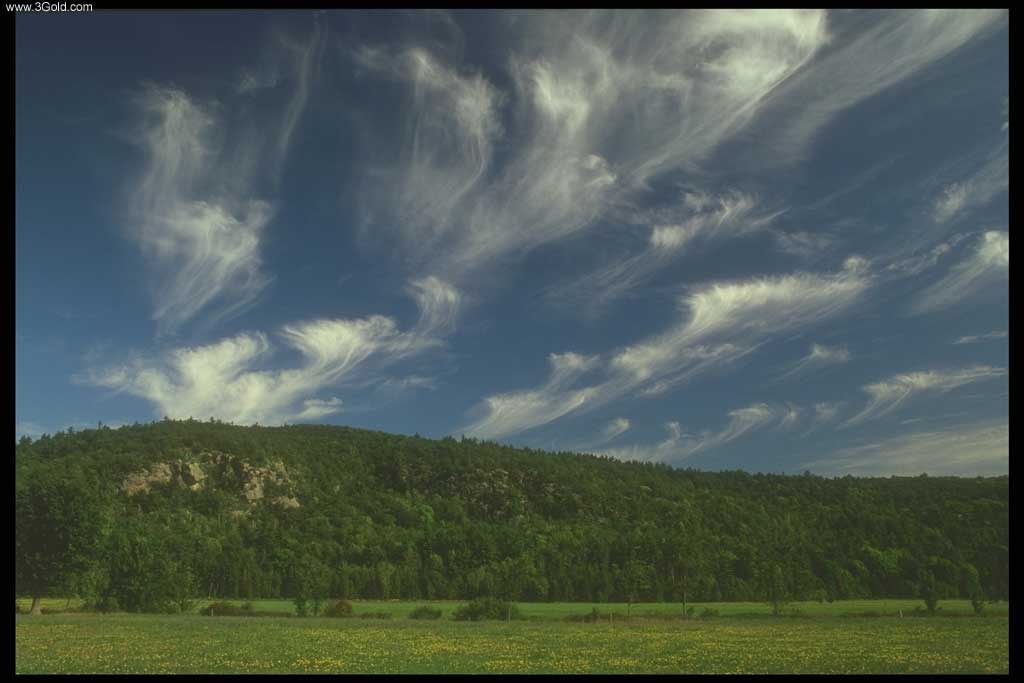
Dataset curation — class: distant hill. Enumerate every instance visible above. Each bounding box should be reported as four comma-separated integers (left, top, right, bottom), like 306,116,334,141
15,419,1008,609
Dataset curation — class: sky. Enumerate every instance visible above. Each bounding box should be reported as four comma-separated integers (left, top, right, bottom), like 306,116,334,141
15,10,1009,477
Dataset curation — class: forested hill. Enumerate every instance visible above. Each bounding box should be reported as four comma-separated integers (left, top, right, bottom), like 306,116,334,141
16,420,1008,611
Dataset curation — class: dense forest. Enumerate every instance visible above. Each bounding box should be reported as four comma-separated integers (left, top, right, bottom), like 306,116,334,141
16,420,1008,613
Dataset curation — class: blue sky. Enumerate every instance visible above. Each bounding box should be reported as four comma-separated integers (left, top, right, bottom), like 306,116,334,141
15,10,1008,476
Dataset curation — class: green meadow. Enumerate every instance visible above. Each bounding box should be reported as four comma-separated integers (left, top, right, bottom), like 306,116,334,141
15,600,1008,674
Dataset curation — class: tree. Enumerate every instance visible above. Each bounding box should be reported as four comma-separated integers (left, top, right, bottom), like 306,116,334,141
962,563,985,615
766,564,789,616
16,473,112,615
919,569,938,614
292,555,330,616
622,557,651,620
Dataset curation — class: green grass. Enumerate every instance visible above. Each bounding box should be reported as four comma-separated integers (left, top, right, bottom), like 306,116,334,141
15,599,1008,674
16,596,1009,619
15,611,1007,674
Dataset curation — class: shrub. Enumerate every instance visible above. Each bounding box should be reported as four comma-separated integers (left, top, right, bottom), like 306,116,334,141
698,607,719,620
322,600,354,618
199,601,282,618
91,596,120,614
453,597,522,622
357,612,392,619
565,607,605,623
201,601,254,617
685,606,696,620
409,605,443,620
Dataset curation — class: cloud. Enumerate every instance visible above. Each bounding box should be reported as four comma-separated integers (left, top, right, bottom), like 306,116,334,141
802,420,1008,476
293,397,344,421
930,135,1008,224
353,11,829,286
760,9,1007,161
777,343,851,380
884,237,967,277
601,417,632,442
564,416,633,453
843,365,1007,427
813,402,842,425
273,18,326,168
466,263,869,439
953,330,1008,345
600,403,781,464
684,403,779,457
462,352,600,440
79,284,456,425
128,84,274,335
545,190,781,315
912,231,1008,312
408,276,462,336
610,263,868,388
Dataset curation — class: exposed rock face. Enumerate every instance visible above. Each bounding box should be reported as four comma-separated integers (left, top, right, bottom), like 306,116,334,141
120,451,299,508
122,463,174,496
181,462,207,490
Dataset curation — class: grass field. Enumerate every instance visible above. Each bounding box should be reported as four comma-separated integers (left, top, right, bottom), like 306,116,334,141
15,600,1009,674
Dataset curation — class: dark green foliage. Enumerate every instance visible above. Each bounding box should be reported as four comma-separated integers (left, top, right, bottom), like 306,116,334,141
453,597,522,621
962,564,985,615
200,601,282,617
699,607,719,620
322,600,354,618
88,596,120,613
15,468,113,613
356,612,393,619
766,564,790,616
290,556,331,617
14,420,1010,608
201,601,251,616
408,605,443,620
564,607,605,622
920,570,939,614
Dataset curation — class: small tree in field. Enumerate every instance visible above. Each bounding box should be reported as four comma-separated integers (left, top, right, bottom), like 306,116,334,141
962,564,985,615
766,564,789,616
919,569,938,614
622,558,651,620
292,556,330,617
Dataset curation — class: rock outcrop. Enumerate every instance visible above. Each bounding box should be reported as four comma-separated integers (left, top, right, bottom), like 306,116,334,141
120,451,299,508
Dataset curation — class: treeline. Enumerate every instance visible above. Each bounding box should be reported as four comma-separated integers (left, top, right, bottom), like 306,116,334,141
15,420,1008,612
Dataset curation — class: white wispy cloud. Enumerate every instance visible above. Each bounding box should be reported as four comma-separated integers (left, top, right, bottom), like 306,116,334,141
465,263,869,439
609,263,868,389
953,330,1008,345
802,420,1008,476
600,403,782,464
407,276,462,337
843,365,1007,427
273,18,326,168
931,136,1008,224
353,10,828,286
545,190,780,314
128,84,274,334
760,9,1007,161
912,230,1008,313
813,402,842,424
462,352,600,440
777,343,851,380
601,417,632,442
79,284,456,425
